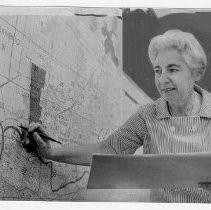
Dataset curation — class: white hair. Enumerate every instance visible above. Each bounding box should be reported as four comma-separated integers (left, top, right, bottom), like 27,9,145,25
148,29,207,75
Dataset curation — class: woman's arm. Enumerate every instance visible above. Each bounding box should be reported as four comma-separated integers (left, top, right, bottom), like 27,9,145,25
27,123,116,166
28,109,145,166
33,131,116,166
50,142,116,166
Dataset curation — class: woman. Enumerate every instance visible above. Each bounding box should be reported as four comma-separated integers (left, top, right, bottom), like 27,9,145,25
26,29,211,203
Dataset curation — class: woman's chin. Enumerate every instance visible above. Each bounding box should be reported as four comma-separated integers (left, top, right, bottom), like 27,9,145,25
162,95,179,104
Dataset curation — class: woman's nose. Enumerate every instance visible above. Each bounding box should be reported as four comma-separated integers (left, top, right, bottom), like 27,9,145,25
158,72,170,84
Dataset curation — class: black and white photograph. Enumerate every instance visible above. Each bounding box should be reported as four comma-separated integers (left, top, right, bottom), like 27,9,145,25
0,1,211,208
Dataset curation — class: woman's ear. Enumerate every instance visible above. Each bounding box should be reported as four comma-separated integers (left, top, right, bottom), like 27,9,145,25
194,68,204,82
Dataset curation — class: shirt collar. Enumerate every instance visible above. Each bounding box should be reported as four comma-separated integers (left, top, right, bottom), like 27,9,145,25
155,85,211,120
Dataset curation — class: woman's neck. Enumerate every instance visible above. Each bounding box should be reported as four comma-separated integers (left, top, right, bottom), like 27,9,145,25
168,90,202,117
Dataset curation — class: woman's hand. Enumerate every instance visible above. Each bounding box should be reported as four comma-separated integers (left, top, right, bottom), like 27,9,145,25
28,122,52,159
198,183,211,193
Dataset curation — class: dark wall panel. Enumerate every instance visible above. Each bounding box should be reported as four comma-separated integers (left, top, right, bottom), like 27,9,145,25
123,9,211,100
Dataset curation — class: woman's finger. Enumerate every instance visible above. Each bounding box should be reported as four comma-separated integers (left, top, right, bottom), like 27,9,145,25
29,122,46,134
33,132,46,148
28,122,40,132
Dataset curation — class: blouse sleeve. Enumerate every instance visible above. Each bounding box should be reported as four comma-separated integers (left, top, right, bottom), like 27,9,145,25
105,109,147,154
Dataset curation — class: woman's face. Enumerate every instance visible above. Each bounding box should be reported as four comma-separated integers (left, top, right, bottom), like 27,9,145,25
153,48,200,105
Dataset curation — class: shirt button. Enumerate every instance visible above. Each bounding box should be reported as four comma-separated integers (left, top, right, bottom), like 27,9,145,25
170,126,175,132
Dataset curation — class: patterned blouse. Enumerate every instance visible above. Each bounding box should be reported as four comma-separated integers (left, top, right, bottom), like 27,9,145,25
106,85,211,203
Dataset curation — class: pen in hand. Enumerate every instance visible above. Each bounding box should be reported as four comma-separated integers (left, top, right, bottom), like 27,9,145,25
19,125,62,144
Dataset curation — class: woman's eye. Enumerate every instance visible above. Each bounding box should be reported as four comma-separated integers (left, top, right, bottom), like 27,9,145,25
154,69,161,74
169,68,178,73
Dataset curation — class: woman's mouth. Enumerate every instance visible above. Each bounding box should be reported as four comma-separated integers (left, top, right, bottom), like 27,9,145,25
161,88,176,93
